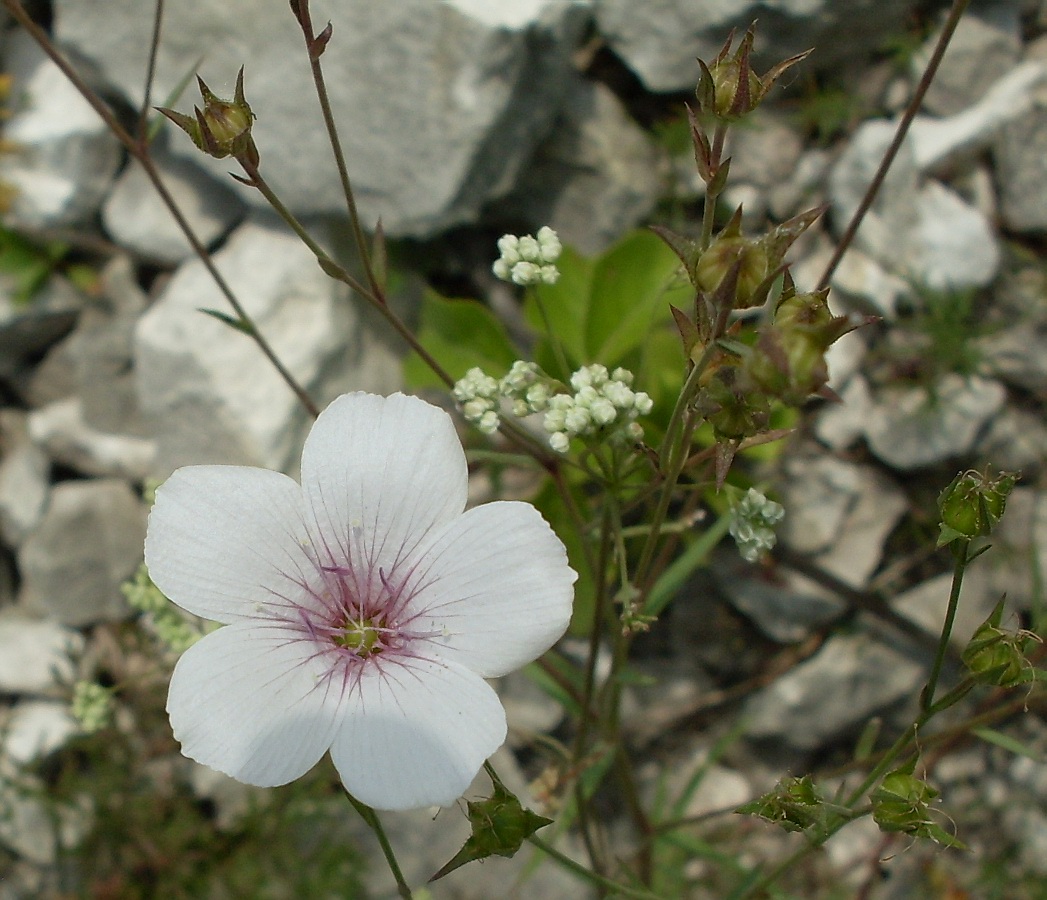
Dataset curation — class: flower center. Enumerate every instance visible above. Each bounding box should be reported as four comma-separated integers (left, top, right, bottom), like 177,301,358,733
336,617,384,657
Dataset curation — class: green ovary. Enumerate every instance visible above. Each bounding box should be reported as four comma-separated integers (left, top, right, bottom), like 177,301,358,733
336,619,383,656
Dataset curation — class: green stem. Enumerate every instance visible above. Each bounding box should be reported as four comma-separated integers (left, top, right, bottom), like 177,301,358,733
530,287,572,380
922,541,969,713
238,160,458,389
700,124,728,250
527,836,668,900
343,792,414,899
289,0,381,298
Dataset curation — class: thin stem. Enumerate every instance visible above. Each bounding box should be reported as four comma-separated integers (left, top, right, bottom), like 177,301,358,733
343,792,414,899
527,836,668,900
531,288,573,379
137,0,165,141
816,0,973,291
921,541,970,713
1,0,320,418
700,124,728,250
289,0,381,298
238,160,457,389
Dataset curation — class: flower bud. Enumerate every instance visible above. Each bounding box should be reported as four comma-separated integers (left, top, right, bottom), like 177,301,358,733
962,599,1039,688
693,235,769,306
737,775,825,833
158,67,258,166
937,468,1018,547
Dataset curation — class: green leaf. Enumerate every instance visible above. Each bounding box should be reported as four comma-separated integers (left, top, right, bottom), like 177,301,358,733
524,230,692,374
586,230,691,366
973,727,1045,761
198,307,254,334
403,291,520,389
526,245,593,375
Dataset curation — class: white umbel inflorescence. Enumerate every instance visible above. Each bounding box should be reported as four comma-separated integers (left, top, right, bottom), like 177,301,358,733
452,367,501,434
492,226,562,286
729,487,785,562
543,365,652,453
453,361,652,452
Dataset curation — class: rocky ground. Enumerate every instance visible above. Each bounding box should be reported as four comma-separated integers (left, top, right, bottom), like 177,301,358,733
2,1,1047,897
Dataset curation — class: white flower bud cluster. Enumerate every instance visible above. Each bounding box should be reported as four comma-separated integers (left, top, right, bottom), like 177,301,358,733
543,364,653,453
71,681,114,733
729,487,785,562
452,367,501,434
492,226,562,286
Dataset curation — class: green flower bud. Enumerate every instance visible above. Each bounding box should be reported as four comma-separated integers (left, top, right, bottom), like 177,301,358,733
158,67,258,167
962,599,1040,688
737,775,825,833
694,235,769,306
700,363,771,440
937,468,1018,547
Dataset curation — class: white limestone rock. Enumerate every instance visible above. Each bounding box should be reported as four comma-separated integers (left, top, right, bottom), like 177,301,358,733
102,136,246,265
133,215,404,476
0,615,82,695
18,479,147,627
0,29,121,229
593,0,911,92
55,0,590,237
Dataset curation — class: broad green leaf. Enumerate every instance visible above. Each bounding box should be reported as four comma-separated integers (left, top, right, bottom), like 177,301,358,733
525,245,593,375
403,291,520,389
586,230,691,366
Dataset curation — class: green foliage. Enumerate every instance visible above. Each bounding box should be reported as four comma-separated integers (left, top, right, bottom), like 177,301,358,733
524,229,691,379
403,291,519,388
0,226,71,304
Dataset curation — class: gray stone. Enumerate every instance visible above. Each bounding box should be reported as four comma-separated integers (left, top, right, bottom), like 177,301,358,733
0,615,82,694
712,551,845,644
0,29,121,229
55,0,589,237
494,76,663,255
133,215,404,476
972,487,1047,613
0,410,49,546
913,4,1022,116
593,0,911,93
892,569,996,649
1,702,78,765
743,632,923,750
102,136,246,264
995,79,1047,232
0,276,82,390
978,321,1047,395
814,375,874,451
974,405,1047,474
863,375,1007,471
18,479,147,626
830,124,999,290
0,774,91,866
65,256,152,438
778,454,907,589
721,112,805,226
28,398,157,482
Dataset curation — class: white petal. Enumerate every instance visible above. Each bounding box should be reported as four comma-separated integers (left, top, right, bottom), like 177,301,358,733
146,466,314,624
329,657,505,811
167,621,341,787
405,502,576,677
300,392,468,577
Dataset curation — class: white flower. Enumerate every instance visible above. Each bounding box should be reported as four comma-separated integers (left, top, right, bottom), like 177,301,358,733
145,392,576,811
493,227,562,286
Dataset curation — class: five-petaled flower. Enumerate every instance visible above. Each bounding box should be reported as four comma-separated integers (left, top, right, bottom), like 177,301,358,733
145,392,576,811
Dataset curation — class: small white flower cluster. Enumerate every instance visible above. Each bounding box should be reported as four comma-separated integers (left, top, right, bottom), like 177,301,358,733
543,365,653,454
453,361,653,452
71,680,114,733
729,487,785,563
453,367,502,434
492,226,562,286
